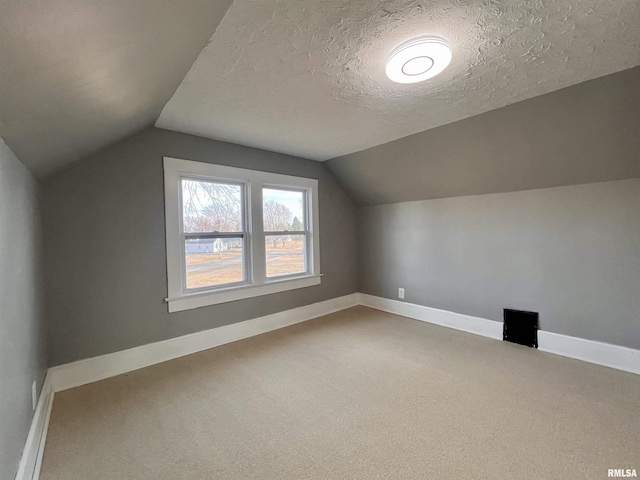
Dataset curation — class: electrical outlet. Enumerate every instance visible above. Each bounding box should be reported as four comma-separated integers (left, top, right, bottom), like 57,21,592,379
31,381,37,411
398,288,405,299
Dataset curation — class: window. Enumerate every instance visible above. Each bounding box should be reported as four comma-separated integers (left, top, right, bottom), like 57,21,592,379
182,178,247,290
263,188,307,278
163,157,321,312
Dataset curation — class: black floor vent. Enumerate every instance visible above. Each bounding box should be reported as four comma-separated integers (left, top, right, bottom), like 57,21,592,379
503,309,539,348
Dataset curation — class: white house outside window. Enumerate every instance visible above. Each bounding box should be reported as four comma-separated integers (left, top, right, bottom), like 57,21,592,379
163,157,321,313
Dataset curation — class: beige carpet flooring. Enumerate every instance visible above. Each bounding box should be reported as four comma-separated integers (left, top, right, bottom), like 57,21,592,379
40,306,639,479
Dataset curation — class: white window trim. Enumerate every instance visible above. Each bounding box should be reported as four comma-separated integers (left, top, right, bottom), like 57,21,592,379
163,157,321,313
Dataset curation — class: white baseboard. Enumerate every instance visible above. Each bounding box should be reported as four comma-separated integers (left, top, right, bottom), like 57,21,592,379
14,372,54,480
50,293,360,392
359,293,640,375
358,293,503,340
538,331,640,375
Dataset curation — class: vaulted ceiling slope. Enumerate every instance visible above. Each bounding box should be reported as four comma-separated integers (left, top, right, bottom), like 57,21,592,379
326,66,640,206
157,0,640,162
0,0,233,177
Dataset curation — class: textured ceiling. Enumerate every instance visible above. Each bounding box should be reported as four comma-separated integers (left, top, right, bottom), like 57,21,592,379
0,0,233,177
156,0,640,162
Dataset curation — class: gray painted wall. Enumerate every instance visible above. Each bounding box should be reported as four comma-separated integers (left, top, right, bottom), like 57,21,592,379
327,66,640,206
42,127,358,366
0,139,46,480
358,179,640,350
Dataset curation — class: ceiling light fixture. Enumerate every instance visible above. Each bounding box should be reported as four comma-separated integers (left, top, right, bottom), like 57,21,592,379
386,37,452,84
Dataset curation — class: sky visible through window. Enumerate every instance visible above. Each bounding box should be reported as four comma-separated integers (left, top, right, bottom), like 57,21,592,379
263,188,304,225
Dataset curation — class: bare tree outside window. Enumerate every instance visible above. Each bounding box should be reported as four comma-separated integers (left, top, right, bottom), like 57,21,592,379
181,179,245,288
182,180,242,234
263,199,293,247
263,188,306,277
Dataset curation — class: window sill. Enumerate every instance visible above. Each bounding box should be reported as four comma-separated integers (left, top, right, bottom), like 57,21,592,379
165,274,322,313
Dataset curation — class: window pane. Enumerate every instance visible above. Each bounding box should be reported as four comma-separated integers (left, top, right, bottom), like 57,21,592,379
185,238,244,289
265,234,306,277
182,179,243,233
263,188,305,232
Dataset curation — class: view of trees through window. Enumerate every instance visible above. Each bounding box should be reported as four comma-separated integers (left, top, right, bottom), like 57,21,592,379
263,188,306,277
181,180,307,289
182,179,243,233
182,179,244,289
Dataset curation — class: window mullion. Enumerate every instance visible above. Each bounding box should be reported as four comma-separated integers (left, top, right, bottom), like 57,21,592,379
250,181,266,285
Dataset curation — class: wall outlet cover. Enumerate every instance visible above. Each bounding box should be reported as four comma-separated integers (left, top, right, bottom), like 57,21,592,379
31,381,37,411
398,288,405,299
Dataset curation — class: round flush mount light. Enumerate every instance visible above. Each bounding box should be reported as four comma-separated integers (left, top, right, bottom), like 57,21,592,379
386,37,452,84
